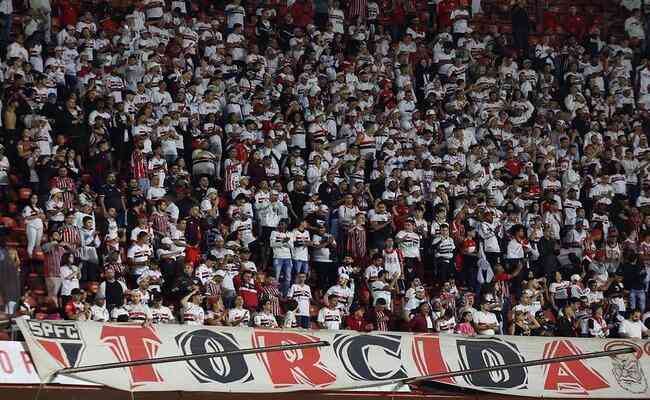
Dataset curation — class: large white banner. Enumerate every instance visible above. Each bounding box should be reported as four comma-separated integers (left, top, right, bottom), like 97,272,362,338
16,320,650,397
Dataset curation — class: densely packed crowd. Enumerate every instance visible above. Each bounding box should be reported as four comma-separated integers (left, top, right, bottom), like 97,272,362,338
0,0,649,340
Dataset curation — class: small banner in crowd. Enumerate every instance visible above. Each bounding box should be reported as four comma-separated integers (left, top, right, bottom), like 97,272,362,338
16,320,650,397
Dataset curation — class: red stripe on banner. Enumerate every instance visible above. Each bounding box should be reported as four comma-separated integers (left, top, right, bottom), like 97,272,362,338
36,340,68,368
411,335,454,384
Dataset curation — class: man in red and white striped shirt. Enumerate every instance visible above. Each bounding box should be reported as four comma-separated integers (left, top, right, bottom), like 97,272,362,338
368,298,391,331
50,166,77,210
150,200,170,238
347,0,368,21
131,142,149,192
59,213,82,256
43,231,70,304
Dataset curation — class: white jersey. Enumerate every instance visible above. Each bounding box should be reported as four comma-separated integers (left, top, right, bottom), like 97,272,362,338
125,303,152,322
183,303,205,325
325,285,354,315
151,306,174,323
227,308,250,326
291,229,311,261
396,230,421,258
283,310,298,328
287,283,312,316
254,312,278,328
382,249,403,277
90,305,110,322
317,306,342,330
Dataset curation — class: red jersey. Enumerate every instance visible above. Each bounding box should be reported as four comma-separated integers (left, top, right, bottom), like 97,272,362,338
505,158,522,177
543,10,561,33
290,1,314,28
234,275,260,311
64,300,85,320
437,0,457,30
346,314,370,332
563,14,587,40
130,149,147,180
57,0,79,26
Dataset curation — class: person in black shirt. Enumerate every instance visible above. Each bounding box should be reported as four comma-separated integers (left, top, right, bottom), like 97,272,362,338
621,251,647,312
99,173,126,214
318,171,340,209
100,268,126,311
278,15,295,51
192,175,212,203
511,0,531,57
556,304,578,337
289,178,309,221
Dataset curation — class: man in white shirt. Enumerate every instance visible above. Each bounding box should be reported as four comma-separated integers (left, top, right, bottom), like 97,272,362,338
270,220,293,295
371,270,394,310
318,295,342,330
181,289,205,326
291,220,312,277
150,294,175,324
479,210,502,265
619,309,649,339
395,219,421,282
90,294,110,322
225,0,245,29
637,58,650,96
254,299,279,328
287,272,312,328
125,290,153,324
625,9,645,41
29,0,51,44
473,300,499,335
450,4,470,38
127,231,153,279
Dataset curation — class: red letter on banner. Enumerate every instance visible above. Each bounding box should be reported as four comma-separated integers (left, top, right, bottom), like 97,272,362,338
0,350,13,374
100,325,163,387
20,351,34,374
543,340,609,394
412,335,454,384
253,330,336,388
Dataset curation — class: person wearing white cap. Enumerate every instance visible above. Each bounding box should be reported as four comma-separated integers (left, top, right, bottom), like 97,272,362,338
45,188,65,229
569,274,585,299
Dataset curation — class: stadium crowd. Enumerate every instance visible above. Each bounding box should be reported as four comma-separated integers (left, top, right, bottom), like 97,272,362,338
0,0,649,340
